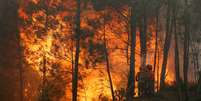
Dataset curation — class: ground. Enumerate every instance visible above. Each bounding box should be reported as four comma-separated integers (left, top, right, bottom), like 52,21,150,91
133,90,201,101
134,91,177,101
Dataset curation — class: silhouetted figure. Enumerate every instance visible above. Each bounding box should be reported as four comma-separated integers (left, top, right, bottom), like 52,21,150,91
136,67,146,96
146,64,154,95
136,65,155,97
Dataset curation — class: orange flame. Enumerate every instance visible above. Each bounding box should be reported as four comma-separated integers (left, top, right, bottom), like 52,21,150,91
18,1,175,100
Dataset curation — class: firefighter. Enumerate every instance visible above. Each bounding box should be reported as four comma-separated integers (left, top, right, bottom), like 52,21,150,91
143,66,150,96
146,64,154,95
136,67,146,96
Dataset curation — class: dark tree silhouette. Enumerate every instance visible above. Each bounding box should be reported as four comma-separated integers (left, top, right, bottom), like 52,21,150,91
127,2,137,100
72,0,81,101
173,0,182,100
160,0,173,90
183,0,190,100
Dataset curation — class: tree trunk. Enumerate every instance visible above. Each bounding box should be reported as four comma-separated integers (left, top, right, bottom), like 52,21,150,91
160,1,173,90
183,42,189,101
126,6,137,101
183,0,190,100
71,41,74,88
42,55,47,87
154,11,159,75
139,11,147,68
173,5,182,100
153,11,159,93
197,55,201,94
72,0,81,101
196,54,199,82
103,11,115,101
103,33,115,101
192,51,197,83
126,27,130,65
157,48,160,92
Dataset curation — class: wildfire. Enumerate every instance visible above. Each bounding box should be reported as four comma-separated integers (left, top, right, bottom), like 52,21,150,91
18,8,28,20
18,0,175,101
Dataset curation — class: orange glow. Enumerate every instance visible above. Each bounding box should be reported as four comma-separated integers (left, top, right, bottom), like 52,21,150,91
18,1,175,100
18,8,28,20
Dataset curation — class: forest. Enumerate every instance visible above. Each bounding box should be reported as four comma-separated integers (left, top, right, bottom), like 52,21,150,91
0,0,201,101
